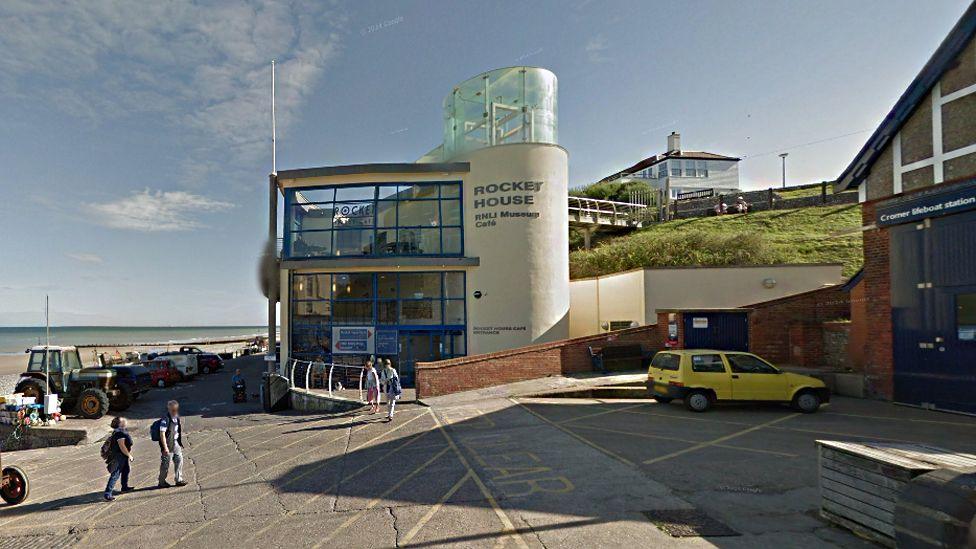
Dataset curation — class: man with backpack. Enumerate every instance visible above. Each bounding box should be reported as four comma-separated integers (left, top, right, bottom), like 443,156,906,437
152,400,187,488
380,358,402,421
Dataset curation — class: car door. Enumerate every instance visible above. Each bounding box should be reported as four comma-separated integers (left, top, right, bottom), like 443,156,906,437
687,353,733,399
725,353,789,400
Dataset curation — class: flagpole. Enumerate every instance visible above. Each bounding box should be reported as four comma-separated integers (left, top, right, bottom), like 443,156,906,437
271,59,277,175
45,295,50,395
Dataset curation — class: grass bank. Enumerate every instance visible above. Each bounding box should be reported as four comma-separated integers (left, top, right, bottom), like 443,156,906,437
569,204,863,279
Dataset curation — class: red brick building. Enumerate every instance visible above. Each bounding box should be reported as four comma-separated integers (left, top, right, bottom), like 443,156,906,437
834,1,976,414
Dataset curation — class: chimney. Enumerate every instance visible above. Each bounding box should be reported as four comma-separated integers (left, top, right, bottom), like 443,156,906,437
667,131,681,153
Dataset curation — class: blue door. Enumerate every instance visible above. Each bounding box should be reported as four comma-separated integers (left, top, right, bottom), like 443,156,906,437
682,312,749,351
892,208,976,414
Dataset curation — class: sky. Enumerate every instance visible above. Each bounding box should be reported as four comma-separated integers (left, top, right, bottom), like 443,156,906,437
0,0,971,326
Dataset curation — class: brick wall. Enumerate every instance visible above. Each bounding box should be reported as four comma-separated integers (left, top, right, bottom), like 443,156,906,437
415,325,664,398
822,321,852,369
860,202,894,399
746,285,851,365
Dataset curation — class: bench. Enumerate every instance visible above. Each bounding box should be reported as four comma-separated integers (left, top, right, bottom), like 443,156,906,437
598,344,645,372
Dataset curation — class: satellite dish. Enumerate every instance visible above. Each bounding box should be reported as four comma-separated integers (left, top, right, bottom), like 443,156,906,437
258,238,279,302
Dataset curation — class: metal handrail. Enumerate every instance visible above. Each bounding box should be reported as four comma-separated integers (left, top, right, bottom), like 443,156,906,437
287,360,370,402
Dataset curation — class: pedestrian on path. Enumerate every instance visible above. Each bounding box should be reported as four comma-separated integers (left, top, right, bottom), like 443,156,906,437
365,359,380,414
157,400,187,488
104,416,134,501
380,358,402,421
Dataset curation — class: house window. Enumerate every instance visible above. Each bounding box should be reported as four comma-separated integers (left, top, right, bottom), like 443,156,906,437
685,160,697,177
658,163,669,179
671,162,682,177
697,161,708,178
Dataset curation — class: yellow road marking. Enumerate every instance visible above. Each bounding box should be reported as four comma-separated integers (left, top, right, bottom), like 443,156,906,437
401,471,472,545
311,446,452,549
643,414,796,465
512,398,635,467
569,423,798,458
168,412,431,546
432,408,529,549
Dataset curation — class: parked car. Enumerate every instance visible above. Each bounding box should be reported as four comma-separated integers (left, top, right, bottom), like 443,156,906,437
172,346,224,374
143,358,182,388
645,349,830,413
16,346,152,418
156,352,198,380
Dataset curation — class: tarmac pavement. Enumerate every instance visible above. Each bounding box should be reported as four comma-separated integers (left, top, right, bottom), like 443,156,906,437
2,358,976,548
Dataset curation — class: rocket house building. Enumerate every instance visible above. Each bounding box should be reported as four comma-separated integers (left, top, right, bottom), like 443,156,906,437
272,67,569,386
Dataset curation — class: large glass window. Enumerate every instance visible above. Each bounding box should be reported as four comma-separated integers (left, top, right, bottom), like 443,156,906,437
285,182,463,259
958,293,976,341
289,271,466,361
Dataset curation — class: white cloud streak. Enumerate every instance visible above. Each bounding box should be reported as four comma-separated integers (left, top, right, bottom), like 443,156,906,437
66,253,104,264
86,190,234,232
0,0,345,182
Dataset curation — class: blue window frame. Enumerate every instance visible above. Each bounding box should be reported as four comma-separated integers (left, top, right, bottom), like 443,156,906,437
289,271,466,363
285,182,464,259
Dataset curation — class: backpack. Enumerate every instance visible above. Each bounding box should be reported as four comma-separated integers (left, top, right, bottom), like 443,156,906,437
150,417,163,442
389,373,402,397
100,437,114,463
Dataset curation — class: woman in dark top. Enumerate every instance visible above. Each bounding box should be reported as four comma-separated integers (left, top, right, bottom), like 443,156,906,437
104,416,134,501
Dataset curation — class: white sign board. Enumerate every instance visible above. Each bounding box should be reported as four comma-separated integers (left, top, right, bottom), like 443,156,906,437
692,317,708,329
332,327,375,354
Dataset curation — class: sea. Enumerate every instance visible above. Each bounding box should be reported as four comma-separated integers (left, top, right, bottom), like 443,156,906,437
0,326,268,355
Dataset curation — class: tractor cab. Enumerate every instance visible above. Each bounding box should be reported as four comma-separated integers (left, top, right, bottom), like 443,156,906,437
23,346,83,394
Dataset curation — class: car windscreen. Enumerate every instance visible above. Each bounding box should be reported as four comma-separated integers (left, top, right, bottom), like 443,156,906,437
650,353,680,371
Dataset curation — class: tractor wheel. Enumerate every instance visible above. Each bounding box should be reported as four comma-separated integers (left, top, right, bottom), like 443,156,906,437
15,379,45,403
202,365,211,374
1,466,29,505
110,385,133,411
77,388,110,419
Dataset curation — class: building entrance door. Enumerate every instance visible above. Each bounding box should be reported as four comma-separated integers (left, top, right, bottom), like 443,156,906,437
395,329,465,388
891,208,976,414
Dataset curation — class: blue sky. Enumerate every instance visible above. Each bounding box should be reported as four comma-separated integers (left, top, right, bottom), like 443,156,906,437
0,0,970,326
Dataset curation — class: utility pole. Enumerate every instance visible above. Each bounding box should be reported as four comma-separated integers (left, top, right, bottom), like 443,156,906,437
779,153,789,188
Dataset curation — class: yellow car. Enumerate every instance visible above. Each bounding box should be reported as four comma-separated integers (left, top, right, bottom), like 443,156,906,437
645,349,830,413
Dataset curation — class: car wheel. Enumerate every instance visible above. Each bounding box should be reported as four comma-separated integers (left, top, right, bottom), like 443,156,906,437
77,388,110,419
792,391,821,413
684,391,712,413
157,379,167,388
1,465,30,505
652,395,673,404
202,366,210,374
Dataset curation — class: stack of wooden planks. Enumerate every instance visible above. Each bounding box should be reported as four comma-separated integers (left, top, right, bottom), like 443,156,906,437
817,440,976,547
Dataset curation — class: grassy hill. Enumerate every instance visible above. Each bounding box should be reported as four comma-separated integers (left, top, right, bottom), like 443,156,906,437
569,204,863,279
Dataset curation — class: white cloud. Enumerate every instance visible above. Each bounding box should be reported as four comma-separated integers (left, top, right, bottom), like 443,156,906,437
66,253,104,264
585,34,610,63
85,189,234,232
0,0,345,182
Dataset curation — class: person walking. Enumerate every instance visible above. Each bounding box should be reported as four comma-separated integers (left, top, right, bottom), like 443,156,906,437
104,416,134,501
365,359,380,414
158,400,187,488
380,359,402,421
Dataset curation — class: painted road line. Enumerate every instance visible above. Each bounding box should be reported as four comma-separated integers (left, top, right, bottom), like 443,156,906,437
512,398,635,468
824,411,976,427
311,446,453,549
431,408,530,549
642,414,796,465
554,403,650,425
169,412,435,547
401,471,473,545
569,423,798,458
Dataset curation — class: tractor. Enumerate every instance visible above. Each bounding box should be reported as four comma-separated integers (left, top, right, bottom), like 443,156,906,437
15,346,152,419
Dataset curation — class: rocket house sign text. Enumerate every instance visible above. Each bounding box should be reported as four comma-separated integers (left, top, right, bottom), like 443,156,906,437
474,181,544,228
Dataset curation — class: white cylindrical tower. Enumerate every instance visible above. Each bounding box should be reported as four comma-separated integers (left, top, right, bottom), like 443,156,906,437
440,66,569,355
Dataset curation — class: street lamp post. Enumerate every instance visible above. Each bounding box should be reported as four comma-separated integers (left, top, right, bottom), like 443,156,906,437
779,153,789,189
